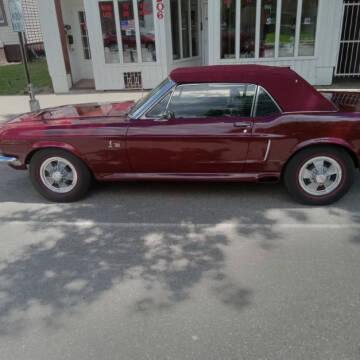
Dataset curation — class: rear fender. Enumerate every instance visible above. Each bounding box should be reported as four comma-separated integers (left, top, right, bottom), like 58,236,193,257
290,137,359,166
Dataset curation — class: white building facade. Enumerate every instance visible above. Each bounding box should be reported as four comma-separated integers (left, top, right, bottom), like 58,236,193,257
36,0,358,93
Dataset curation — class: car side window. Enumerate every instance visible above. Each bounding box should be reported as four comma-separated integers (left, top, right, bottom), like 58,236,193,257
146,92,172,118
255,87,281,117
168,83,256,118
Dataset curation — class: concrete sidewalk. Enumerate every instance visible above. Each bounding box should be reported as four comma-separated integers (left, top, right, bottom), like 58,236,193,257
0,91,144,123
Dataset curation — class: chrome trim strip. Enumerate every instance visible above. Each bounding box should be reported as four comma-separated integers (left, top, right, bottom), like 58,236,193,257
281,110,338,114
252,85,260,117
165,85,176,112
264,140,272,162
173,82,258,87
141,85,176,120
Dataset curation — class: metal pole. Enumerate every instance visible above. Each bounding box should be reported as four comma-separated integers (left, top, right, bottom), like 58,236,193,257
18,32,30,84
18,32,40,111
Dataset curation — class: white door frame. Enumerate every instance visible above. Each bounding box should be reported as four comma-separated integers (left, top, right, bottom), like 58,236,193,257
70,2,94,80
201,0,208,65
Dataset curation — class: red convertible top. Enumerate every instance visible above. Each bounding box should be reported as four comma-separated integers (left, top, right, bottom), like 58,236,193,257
170,65,336,113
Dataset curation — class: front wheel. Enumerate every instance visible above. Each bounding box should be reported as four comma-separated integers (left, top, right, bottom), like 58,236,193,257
284,146,355,205
29,149,92,202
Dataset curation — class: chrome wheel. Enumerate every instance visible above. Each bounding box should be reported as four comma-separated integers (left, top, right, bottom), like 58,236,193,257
298,156,343,197
40,157,78,193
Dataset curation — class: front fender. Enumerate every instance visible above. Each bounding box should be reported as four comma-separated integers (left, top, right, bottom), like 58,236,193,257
25,141,92,169
30,141,83,158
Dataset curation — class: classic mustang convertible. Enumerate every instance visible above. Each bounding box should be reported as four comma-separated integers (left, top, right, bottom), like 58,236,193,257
1,65,359,204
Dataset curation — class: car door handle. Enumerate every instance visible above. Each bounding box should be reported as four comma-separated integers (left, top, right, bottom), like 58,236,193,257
153,118,168,122
234,121,252,128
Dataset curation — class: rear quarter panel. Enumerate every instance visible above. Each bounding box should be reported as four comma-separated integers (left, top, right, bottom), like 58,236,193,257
246,112,360,173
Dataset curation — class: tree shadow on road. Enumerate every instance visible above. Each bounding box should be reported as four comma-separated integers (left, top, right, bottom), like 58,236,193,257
0,168,359,336
0,181,286,336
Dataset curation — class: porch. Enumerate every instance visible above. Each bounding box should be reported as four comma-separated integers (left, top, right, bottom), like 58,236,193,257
37,0,206,93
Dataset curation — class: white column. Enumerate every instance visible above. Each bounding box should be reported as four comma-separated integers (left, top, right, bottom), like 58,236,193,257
255,0,261,58
235,0,240,60
208,0,217,64
163,0,175,72
36,0,70,93
294,0,303,57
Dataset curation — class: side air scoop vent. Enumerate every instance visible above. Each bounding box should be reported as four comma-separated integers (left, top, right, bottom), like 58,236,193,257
257,176,279,183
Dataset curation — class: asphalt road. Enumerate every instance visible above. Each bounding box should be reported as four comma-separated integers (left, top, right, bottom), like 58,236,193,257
0,163,360,360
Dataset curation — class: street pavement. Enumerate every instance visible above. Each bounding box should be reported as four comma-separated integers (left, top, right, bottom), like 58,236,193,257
0,162,359,360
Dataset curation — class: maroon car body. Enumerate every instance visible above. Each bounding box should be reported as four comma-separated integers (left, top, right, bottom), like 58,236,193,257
0,65,359,203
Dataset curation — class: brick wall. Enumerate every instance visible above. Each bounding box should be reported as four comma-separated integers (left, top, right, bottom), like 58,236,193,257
22,0,43,44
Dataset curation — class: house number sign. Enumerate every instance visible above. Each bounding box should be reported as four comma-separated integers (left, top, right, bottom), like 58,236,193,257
156,0,164,19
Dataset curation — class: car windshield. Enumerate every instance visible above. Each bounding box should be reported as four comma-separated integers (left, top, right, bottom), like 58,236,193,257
128,78,174,117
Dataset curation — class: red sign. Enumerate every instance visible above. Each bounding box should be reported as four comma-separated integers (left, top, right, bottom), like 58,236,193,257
102,11,113,18
139,3,151,9
101,3,113,18
100,4,112,11
156,0,164,19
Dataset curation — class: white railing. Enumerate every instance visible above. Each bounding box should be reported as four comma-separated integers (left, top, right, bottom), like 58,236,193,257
335,2,360,77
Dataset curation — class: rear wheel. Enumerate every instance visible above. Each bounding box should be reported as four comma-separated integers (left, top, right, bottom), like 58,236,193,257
284,146,355,205
29,149,92,202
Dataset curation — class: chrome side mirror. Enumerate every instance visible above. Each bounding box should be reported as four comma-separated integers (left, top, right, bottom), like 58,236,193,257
155,111,174,122
163,110,175,120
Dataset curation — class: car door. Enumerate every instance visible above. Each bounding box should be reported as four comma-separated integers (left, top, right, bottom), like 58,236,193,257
126,83,256,174
242,86,283,174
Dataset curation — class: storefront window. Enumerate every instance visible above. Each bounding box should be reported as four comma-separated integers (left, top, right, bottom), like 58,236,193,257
170,0,181,59
219,0,320,60
279,0,297,57
138,0,156,62
118,0,138,63
171,0,199,60
181,0,190,58
240,0,256,58
99,2,120,63
260,0,277,58
191,0,199,57
220,0,236,59
298,0,318,56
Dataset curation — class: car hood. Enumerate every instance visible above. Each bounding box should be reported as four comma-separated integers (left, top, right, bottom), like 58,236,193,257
3,101,135,128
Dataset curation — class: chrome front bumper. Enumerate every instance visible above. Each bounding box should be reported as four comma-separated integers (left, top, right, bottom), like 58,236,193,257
0,155,26,169
0,155,17,163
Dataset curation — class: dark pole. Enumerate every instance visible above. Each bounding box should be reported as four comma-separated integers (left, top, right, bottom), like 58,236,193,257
18,32,31,86
10,0,40,112
18,32,39,110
